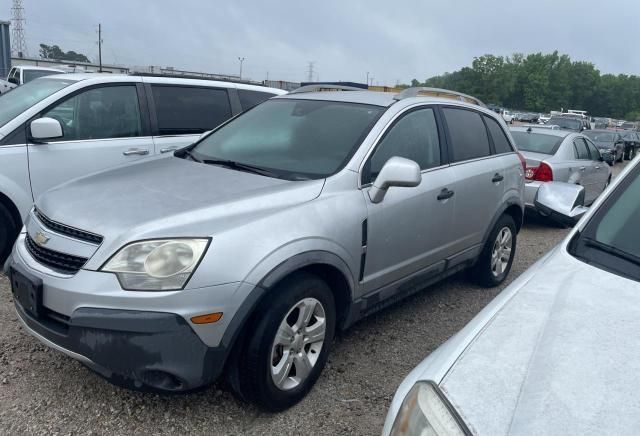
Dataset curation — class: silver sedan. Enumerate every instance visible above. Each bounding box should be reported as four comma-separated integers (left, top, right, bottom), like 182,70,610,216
382,161,640,435
510,126,611,209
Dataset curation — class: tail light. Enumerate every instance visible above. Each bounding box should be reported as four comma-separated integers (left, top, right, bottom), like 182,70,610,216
525,162,553,182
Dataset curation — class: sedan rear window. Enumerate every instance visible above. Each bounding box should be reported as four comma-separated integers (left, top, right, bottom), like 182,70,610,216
510,131,563,154
584,132,616,143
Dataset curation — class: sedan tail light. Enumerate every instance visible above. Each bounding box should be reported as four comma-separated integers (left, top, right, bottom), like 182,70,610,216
525,162,553,182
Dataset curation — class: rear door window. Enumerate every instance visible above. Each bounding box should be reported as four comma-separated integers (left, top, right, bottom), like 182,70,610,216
484,115,513,154
238,89,277,110
151,85,231,135
573,138,590,160
443,108,491,162
585,138,601,161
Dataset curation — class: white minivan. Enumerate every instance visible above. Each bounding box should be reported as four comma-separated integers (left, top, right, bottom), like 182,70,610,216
0,73,285,261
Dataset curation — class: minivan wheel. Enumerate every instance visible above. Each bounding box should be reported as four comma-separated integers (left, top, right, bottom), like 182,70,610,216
230,272,336,411
0,203,18,265
472,214,517,288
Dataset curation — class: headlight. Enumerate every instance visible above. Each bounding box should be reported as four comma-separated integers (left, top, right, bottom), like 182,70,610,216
390,382,469,436
101,239,210,291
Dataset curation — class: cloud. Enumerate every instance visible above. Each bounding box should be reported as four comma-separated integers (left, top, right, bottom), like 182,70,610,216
2,0,639,84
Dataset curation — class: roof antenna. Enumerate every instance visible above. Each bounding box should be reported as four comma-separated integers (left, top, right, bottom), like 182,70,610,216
527,126,532,133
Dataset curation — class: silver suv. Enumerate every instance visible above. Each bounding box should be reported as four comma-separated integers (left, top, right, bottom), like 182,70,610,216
6,86,525,411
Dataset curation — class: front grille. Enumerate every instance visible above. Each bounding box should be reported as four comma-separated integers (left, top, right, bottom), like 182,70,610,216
25,234,88,274
34,209,103,245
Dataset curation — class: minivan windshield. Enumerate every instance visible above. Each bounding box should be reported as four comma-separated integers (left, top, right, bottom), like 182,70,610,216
571,164,640,281
0,77,76,129
190,99,384,180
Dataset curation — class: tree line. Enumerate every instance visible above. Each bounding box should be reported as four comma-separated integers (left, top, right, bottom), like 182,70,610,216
406,52,640,120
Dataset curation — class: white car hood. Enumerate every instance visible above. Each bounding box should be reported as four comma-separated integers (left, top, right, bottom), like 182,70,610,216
440,248,640,435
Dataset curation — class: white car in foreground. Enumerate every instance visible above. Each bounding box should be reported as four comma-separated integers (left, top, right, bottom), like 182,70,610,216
383,159,640,435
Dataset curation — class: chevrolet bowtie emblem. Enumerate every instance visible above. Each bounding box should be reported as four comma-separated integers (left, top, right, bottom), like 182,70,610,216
34,231,50,246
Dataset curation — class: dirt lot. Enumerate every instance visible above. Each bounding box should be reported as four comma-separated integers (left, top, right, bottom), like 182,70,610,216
0,163,627,435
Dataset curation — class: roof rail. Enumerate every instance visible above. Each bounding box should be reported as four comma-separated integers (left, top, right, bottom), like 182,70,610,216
394,87,486,107
289,84,364,94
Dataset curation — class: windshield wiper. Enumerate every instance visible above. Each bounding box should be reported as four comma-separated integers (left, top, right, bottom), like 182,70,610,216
583,237,640,267
201,159,281,178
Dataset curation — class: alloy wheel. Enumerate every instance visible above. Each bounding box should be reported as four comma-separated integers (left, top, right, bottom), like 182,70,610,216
270,298,326,391
491,227,513,277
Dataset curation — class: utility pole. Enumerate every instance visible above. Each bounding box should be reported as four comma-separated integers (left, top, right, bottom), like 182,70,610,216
307,61,315,83
366,72,369,86
238,57,245,79
10,0,28,57
97,23,103,72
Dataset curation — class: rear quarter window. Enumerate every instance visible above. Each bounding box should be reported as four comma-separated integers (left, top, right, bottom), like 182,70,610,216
238,89,277,110
484,115,513,154
443,108,491,162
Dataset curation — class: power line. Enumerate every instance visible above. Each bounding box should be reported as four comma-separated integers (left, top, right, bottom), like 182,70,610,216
11,0,28,57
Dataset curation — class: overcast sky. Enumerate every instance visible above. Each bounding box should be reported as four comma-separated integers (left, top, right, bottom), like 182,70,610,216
1,0,639,85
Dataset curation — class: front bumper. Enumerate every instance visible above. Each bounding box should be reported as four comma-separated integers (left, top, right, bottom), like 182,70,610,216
6,233,257,392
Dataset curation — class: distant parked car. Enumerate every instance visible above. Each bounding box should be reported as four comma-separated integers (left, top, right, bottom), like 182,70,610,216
619,130,640,160
6,65,66,85
0,78,16,94
501,109,514,124
383,159,640,436
520,113,539,123
0,73,285,261
538,113,551,124
547,115,584,132
583,130,625,164
621,121,637,130
510,126,611,210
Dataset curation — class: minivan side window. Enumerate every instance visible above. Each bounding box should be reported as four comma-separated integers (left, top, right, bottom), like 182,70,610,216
238,89,276,110
443,108,491,162
573,139,590,159
151,85,232,135
484,115,513,154
365,107,441,184
42,85,142,141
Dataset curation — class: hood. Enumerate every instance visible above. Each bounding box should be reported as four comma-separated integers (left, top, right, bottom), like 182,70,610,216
37,157,324,243
438,248,640,435
519,150,551,167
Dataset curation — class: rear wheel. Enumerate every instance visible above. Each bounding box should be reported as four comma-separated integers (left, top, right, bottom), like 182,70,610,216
229,272,336,411
471,214,517,288
0,203,19,265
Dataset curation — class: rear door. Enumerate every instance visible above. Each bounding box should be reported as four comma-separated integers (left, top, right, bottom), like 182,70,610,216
27,82,154,199
442,107,505,253
146,83,235,155
584,137,609,195
572,137,597,203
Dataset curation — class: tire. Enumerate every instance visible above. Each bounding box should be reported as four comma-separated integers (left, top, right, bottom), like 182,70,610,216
0,203,19,265
471,214,517,288
630,148,636,160
229,272,336,411
618,149,624,163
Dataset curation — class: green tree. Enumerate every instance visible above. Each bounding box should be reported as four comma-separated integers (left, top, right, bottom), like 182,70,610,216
39,44,91,63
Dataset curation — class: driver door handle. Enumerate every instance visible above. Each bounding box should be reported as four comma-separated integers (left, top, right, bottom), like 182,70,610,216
492,173,504,183
160,146,179,154
437,188,454,201
123,148,149,156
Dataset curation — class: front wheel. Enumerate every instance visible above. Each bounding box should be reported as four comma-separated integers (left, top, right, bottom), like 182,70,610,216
471,214,517,288
229,272,336,411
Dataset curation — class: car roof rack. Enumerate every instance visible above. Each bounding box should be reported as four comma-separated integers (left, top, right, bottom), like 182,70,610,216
289,84,365,94
394,87,486,107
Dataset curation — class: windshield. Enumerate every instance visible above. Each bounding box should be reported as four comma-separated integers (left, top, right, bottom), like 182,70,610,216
190,99,384,180
584,131,616,143
510,131,563,154
0,78,75,129
549,117,582,130
570,164,640,281
23,70,62,83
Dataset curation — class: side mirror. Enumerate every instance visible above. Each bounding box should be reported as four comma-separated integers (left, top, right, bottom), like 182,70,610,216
7,76,18,85
534,182,589,226
30,117,63,141
369,157,421,204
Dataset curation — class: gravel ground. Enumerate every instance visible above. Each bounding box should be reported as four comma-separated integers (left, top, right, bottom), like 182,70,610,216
0,163,627,435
